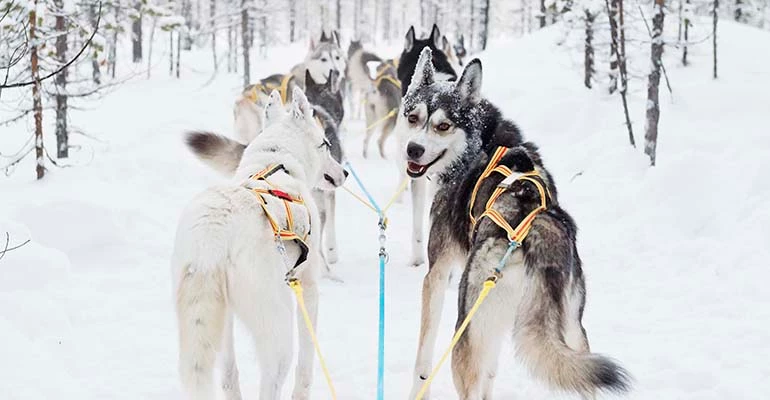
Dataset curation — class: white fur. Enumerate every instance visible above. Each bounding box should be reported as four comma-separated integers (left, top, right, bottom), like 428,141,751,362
173,89,345,400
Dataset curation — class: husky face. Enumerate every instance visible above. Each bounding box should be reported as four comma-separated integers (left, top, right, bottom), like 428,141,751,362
398,25,457,96
305,70,344,126
399,48,483,179
306,31,346,87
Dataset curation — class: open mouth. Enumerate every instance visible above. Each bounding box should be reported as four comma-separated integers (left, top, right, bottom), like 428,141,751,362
406,150,447,178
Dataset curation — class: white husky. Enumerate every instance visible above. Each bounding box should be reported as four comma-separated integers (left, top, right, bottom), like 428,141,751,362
172,88,347,400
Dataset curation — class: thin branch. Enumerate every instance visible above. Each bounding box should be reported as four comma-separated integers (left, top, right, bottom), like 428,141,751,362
0,232,32,262
0,1,103,89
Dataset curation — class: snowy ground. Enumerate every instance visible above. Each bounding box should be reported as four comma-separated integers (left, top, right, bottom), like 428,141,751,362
2,20,770,399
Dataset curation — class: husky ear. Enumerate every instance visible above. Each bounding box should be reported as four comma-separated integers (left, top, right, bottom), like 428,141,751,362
290,87,313,121
404,26,415,52
332,30,341,47
442,36,451,53
264,90,284,125
455,58,482,104
320,31,329,43
429,24,442,49
407,47,435,94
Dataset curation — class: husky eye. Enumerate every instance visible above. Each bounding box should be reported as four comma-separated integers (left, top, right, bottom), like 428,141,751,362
335,56,340,60
321,57,329,62
437,122,451,132
407,114,419,124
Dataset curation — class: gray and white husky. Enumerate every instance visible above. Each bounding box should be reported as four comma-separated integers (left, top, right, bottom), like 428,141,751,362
187,70,348,273
234,31,347,143
172,88,347,400
400,48,631,399
396,24,458,267
346,40,382,120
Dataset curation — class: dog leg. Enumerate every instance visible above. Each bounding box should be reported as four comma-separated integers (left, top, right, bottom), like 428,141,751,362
325,191,338,264
377,118,396,159
292,280,319,399
451,259,509,400
219,313,243,400
176,266,227,400
363,103,376,158
254,308,293,400
409,250,455,399
409,178,427,267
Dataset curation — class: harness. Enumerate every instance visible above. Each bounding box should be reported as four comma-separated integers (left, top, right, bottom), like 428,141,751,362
246,74,295,104
373,59,401,90
469,146,552,251
245,164,310,268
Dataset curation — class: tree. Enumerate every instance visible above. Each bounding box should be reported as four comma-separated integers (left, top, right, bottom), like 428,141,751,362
132,1,143,62
540,0,547,27
713,0,719,78
606,0,635,146
644,0,666,166
607,0,620,93
584,8,596,89
480,0,490,50
54,0,69,158
241,0,250,88
210,0,217,70
29,0,45,179
682,0,691,65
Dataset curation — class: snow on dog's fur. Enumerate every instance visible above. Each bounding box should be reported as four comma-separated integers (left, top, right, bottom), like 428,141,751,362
172,88,346,400
400,48,631,399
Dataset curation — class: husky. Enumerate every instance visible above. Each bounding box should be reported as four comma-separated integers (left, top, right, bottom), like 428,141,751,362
173,89,347,400
187,71,348,274
346,40,383,120
401,49,631,399
362,59,401,159
305,70,347,266
396,24,458,267
233,31,347,143
453,35,468,67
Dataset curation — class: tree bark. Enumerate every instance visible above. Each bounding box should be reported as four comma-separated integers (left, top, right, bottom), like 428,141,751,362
169,31,174,76
584,9,595,89
90,3,102,84
110,4,118,77
480,0,490,50
682,0,690,65
607,0,620,93
132,1,143,62
211,0,217,70
382,0,391,41
147,17,157,78
241,0,250,88
734,0,742,21
55,0,69,158
336,0,341,32
176,29,181,78
619,0,634,146
289,0,296,42
540,0,547,27
30,0,45,179
713,0,718,78
645,0,665,166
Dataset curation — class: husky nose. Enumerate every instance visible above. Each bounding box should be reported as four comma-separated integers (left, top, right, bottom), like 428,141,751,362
407,142,425,160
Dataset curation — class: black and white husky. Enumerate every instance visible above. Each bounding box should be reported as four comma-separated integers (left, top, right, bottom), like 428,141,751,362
172,88,347,400
234,31,347,143
396,24,458,267
400,48,631,399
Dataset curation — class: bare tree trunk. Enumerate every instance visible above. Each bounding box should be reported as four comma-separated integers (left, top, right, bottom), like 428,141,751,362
55,0,69,158
608,0,620,93
110,4,118,78
677,0,683,41
176,30,181,78
713,0,718,78
132,1,143,62
259,0,267,57
241,0,250,88
147,17,157,78
30,0,45,179
540,0,547,27
336,0,341,31
734,0,742,21
382,0,390,41
290,0,296,42
90,3,102,84
682,0,690,65
645,0,665,166
584,9,595,89
619,0,634,146
227,20,233,72
469,0,475,50
211,0,217,70
169,31,174,76
353,0,359,39
480,0,490,50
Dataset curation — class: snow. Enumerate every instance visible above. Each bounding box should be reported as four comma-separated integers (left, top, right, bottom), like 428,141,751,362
2,19,770,400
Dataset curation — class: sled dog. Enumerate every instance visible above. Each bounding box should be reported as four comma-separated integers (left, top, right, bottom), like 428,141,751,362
362,58,401,159
346,39,383,119
172,88,346,400
401,48,631,399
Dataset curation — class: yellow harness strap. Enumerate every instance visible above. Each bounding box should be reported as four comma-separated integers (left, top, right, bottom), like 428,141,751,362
373,74,402,89
365,108,398,131
469,146,551,244
247,164,310,267
245,75,294,104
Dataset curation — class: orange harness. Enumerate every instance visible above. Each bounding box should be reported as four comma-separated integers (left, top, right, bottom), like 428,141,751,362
246,74,294,104
469,146,551,246
246,164,310,268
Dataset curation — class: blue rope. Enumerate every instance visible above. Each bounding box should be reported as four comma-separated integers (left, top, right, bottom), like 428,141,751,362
493,241,519,275
344,161,386,400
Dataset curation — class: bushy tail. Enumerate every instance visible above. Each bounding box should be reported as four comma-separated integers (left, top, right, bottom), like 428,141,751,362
514,270,631,397
176,264,227,400
185,131,246,176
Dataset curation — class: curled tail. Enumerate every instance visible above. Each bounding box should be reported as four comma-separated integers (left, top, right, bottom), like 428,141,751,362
185,131,246,176
176,264,227,400
514,267,631,396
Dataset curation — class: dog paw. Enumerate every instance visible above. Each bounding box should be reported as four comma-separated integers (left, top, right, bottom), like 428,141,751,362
322,269,345,284
409,255,426,268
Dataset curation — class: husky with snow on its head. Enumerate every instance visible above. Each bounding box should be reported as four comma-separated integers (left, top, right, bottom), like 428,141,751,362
402,48,632,399
173,88,346,400
233,31,347,144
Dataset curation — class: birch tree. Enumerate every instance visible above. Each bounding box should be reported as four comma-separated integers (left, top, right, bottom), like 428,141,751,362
644,0,666,166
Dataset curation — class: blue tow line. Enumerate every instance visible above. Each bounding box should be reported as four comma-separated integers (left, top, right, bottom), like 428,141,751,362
344,161,387,400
